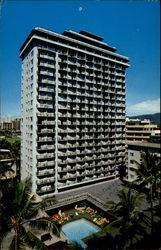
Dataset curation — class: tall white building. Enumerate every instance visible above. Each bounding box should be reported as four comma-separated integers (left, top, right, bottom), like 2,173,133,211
20,27,129,196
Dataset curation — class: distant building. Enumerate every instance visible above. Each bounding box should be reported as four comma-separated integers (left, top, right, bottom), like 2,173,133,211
7,115,12,123
126,141,161,182
0,117,21,132
0,122,12,131
12,118,21,131
126,118,160,142
20,27,129,196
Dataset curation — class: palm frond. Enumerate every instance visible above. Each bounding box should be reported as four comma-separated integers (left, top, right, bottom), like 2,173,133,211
20,193,40,220
29,217,61,237
40,196,57,210
13,178,31,210
23,230,48,250
9,234,26,250
104,217,123,232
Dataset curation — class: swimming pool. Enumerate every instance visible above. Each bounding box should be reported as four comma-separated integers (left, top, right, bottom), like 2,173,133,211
62,218,101,249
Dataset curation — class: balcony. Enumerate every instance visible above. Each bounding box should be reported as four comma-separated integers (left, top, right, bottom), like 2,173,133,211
37,153,54,159
41,79,55,84
37,177,55,185
37,169,55,177
37,112,55,117
39,54,55,61
39,70,53,76
38,95,53,101
37,103,53,109
42,120,55,125
38,136,53,142
40,128,53,133
39,145,55,150
38,87,54,93
39,62,55,68
37,160,55,168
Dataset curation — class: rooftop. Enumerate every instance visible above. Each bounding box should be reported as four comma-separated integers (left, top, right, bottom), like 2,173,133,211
19,27,129,63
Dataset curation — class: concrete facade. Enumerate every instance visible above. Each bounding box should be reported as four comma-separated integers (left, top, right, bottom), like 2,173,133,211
127,141,161,182
20,27,129,196
126,118,160,142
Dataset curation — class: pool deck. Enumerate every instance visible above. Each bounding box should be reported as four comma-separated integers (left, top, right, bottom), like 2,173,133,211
45,179,123,247
42,231,67,246
45,179,148,247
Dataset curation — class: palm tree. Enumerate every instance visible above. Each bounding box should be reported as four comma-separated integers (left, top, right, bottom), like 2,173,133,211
0,178,61,250
105,188,149,249
0,140,20,180
85,231,116,250
133,151,161,233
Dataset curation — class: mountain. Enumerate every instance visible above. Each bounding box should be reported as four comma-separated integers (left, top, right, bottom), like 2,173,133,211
127,113,160,127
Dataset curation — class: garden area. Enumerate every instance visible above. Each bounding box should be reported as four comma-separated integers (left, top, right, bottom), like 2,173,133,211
51,205,110,229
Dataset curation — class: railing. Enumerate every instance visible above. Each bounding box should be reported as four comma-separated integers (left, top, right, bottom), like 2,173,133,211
45,192,107,211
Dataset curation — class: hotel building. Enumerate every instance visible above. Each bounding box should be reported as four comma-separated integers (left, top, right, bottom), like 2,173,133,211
126,118,160,142
20,27,129,196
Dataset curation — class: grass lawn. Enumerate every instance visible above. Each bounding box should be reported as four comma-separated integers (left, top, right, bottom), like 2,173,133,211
51,207,109,230
0,137,20,145
7,138,20,144
66,210,95,222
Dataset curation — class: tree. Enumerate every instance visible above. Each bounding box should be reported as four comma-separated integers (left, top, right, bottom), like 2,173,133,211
0,178,61,250
9,140,21,180
117,163,127,182
0,138,11,150
134,151,161,233
104,188,149,249
0,139,20,180
85,231,116,250
0,161,14,178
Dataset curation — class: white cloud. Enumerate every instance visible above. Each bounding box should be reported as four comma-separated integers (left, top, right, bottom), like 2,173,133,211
127,98,160,116
78,7,83,12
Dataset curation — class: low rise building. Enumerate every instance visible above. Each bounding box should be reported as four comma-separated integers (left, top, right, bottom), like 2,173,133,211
126,141,161,182
0,117,21,132
126,118,160,142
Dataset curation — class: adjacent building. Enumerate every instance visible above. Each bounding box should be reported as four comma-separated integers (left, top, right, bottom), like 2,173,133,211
0,117,21,132
20,27,129,196
127,141,161,182
126,118,160,142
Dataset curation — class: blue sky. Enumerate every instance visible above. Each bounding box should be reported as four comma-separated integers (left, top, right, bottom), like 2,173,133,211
0,0,160,118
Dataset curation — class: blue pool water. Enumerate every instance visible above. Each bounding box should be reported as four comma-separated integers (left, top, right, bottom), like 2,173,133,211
62,218,101,249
